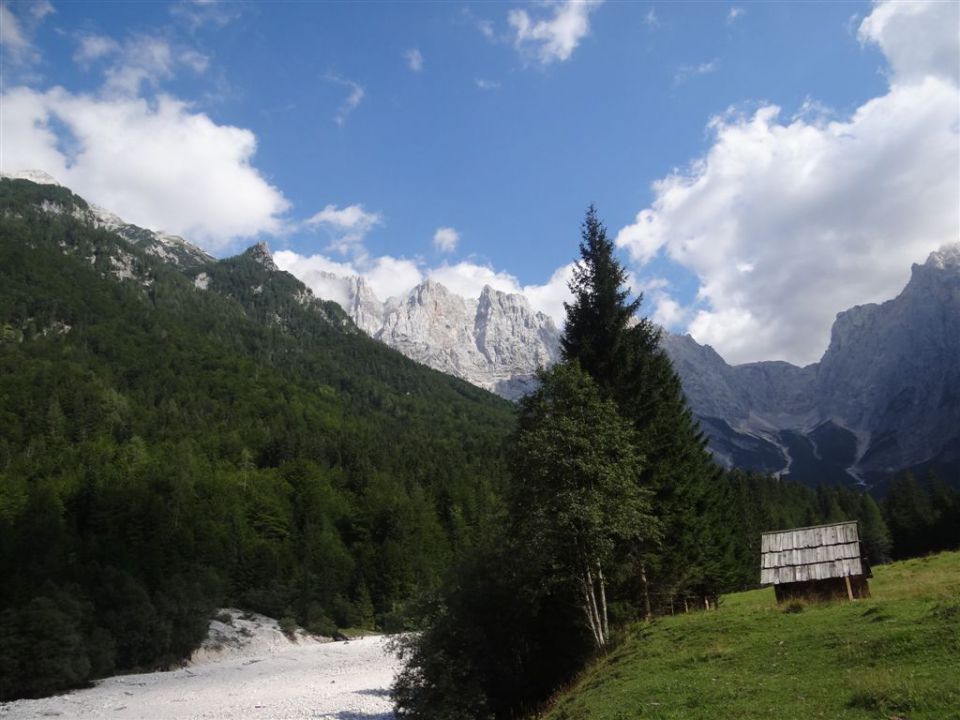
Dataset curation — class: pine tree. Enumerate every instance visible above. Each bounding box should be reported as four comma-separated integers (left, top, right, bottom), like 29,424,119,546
858,493,892,565
560,206,720,613
882,472,937,559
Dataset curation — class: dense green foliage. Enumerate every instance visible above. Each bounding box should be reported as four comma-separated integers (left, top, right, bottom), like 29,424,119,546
883,472,960,560
560,207,723,613
509,363,656,649
0,179,515,699
544,551,960,720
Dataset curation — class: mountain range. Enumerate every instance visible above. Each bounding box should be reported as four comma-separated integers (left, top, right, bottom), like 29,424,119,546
315,229,959,489
6,170,957,488
661,243,960,487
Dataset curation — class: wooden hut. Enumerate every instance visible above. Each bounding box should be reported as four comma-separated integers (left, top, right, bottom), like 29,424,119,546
760,521,871,602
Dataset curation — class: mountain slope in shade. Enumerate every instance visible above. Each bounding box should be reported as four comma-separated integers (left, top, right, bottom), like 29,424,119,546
661,244,960,488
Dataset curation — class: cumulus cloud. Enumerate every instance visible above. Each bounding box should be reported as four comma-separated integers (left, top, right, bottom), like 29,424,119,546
432,227,459,253
520,263,576,325
727,7,745,24
643,9,659,29
324,73,365,126
0,86,290,249
616,0,959,366
857,0,959,84
404,48,423,72
304,204,382,255
508,0,603,65
475,78,501,90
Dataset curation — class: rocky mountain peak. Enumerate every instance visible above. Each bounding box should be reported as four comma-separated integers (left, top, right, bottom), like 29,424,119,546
308,273,560,400
1,169,62,186
924,242,960,270
247,242,277,271
662,246,959,486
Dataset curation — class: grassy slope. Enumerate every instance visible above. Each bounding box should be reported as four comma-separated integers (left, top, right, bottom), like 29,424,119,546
544,552,960,720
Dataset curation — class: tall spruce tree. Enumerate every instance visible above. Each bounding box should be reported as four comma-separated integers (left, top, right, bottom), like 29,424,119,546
560,206,721,613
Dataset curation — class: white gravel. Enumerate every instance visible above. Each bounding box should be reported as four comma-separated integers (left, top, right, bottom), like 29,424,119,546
0,611,400,720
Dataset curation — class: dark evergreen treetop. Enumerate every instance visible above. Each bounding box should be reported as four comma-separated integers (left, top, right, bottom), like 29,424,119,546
559,205,720,604
561,205,646,387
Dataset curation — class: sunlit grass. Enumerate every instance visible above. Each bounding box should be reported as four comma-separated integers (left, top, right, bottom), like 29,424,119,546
543,551,960,720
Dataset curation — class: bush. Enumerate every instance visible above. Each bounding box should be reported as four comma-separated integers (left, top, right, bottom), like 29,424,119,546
278,616,298,638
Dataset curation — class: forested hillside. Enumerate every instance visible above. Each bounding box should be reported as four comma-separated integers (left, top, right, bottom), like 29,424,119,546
0,178,515,699
2,181,956,708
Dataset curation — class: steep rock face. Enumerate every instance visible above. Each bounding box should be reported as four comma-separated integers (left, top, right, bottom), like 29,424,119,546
322,277,561,400
816,245,960,476
662,244,960,487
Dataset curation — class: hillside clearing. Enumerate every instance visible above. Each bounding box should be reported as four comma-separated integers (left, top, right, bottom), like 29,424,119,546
544,552,960,720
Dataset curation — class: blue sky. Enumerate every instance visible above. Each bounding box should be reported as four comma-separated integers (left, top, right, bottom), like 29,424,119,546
2,0,957,365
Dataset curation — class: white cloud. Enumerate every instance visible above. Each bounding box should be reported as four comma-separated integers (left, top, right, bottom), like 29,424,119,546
432,227,459,253
727,7,745,24
643,8,659,28
68,34,209,97
477,19,495,40
1,0,53,66
462,7,496,41
674,59,718,85
427,261,519,299
508,0,603,65
273,251,422,305
325,73,365,126
366,256,424,301
520,262,576,325
475,78,501,90
170,0,243,30
304,204,381,255
30,0,53,19
275,248,575,326
426,260,574,323
0,3,30,58
404,48,423,72
857,0,959,84
1,86,290,250
616,2,959,366
73,33,119,65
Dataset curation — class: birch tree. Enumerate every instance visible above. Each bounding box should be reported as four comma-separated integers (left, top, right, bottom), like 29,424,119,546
509,362,655,649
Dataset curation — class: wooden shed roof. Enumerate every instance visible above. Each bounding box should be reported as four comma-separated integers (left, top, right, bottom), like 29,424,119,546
760,521,863,585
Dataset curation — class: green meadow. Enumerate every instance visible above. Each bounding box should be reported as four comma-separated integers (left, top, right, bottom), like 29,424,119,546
544,552,960,720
